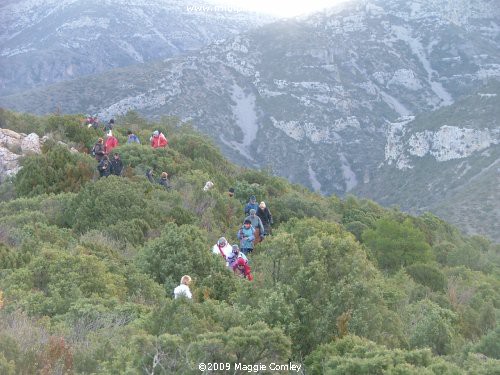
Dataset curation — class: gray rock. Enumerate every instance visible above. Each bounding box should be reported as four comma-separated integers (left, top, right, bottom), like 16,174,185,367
0,146,21,183
0,128,23,150
21,133,41,154
0,129,42,182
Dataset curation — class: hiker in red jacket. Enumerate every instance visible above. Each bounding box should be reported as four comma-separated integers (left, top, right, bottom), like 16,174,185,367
105,131,119,154
232,257,253,281
150,130,168,148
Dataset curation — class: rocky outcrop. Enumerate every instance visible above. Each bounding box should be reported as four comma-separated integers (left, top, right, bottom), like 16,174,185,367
385,122,499,169
0,147,21,182
21,133,41,154
408,126,498,161
0,129,42,183
0,129,23,151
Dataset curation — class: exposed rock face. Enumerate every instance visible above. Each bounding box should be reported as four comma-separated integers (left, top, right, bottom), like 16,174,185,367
408,127,496,161
0,128,23,151
385,122,499,168
0,129,42,182
21,133,41,154
0,147,20,182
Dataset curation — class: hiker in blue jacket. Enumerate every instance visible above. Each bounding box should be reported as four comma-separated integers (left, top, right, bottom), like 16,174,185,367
244,195,259,216
127,130,141,144
244,209,265,243
237,219,255,255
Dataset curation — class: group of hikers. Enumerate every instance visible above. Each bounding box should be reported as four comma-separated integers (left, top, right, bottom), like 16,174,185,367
90,120,169,179
175,195,274,298
86,120,273,298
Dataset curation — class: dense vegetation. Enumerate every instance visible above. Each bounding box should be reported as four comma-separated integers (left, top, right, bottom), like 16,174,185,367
0,110,499,374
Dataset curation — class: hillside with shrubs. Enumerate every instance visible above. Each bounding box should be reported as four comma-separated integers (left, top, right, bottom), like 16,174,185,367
0,109,499,374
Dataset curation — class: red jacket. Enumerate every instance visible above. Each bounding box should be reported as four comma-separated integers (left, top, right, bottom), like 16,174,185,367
151,133,168,148
233,258,253,281
105,136,118,154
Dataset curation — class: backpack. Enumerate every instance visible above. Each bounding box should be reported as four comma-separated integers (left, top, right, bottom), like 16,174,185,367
98,160,109,171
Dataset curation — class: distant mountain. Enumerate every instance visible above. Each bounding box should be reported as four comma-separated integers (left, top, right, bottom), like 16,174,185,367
1,0,499,240
352,82,500,240
0,0,272,96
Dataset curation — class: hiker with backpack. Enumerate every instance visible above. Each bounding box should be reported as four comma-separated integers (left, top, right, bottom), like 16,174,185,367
256,201,273,236
203,181,214,191
227,244,248,269
237,219,256,255
232,257,253,281
244,209,265,244
244,195,259,216
159,172,171,189
104,119,114,133
146,169,155,183
97,155,111,178
86,115,99,129
91,138,105,161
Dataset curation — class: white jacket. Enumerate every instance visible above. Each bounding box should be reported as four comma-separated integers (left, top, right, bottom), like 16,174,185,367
173,284,192,299
212,243,233,259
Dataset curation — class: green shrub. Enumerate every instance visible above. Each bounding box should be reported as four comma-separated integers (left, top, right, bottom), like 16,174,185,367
0,351,16,375
305,335,462,375
406,263,447,292
14,144,94,197
117,143,190,178
106,218,151,247
363,218,433,271
404,299,458,355
46,114,100,149
67,177,173,233
272,191,330,224
473,325,500,359
1,247,130,316
137,223,228,297
345,221,369,242
0,108,47,134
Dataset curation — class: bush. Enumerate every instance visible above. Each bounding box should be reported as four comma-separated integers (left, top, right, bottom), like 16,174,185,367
406,263,447,292
137,223,228,298
272,191,332,224
345,221,369,242
118,143,190,178
305,335,462,375
46,115,100,150
14,144,94,197
67,177,180,233
363,218,433,271
473,326,500,359
404,299,458,355
0,108,47,134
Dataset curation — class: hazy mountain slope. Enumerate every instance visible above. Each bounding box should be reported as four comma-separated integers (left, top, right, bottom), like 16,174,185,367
352,83,500,240
0,0,498,239
0,0,272,96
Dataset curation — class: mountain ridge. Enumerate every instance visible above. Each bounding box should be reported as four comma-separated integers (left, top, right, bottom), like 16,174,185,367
0,0,273,96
